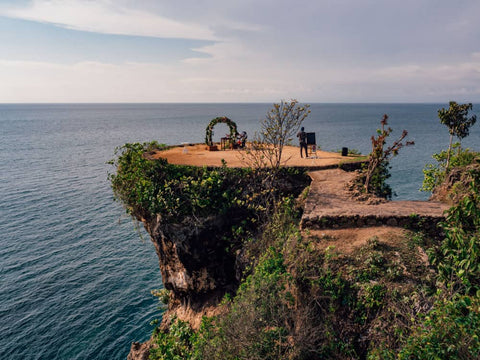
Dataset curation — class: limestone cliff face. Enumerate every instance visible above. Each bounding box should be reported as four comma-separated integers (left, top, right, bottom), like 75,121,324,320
143,211,249,329
128,211,246,359
120,165,311,359
136,170,310,331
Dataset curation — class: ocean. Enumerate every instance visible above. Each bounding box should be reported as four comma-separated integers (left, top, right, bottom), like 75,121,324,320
1,103,479,359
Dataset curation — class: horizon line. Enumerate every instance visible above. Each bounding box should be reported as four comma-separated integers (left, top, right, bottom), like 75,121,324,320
1,101,476,105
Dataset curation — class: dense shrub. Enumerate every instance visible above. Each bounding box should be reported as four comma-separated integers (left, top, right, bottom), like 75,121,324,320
422,143,479,193
397,295,480,360
108,142,256,222
429,172,480,294
378,168,480,360
149,316,197,360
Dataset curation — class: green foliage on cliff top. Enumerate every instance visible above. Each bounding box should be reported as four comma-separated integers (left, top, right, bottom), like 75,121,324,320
108,142,308,225
429,171,480,295
108,141,250,221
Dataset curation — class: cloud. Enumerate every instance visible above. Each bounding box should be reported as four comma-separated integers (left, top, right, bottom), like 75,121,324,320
0,0,217,40
1,1,479,102
1,51,479,103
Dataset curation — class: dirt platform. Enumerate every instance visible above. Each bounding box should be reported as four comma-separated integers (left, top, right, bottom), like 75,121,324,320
149,143,359,168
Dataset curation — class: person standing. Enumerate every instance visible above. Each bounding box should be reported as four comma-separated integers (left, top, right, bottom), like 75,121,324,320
296,127,308,158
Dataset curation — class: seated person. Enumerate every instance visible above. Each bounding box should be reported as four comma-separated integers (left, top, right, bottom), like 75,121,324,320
237,131,247,148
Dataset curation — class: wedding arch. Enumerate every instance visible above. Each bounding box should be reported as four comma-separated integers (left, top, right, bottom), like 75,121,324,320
205,116,238,146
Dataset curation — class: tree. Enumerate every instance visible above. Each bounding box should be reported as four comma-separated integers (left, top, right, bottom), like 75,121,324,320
247,99,310,170
363,114,414,198
438,101,477,171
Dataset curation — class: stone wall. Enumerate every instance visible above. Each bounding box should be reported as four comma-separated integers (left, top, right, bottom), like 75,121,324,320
301,214,444,238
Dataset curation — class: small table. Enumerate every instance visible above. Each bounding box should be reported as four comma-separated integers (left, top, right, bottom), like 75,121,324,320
220,137,229,150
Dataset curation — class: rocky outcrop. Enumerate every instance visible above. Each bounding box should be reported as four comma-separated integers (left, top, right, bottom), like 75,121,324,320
143,211,248,329
127,341,151,360
127,211,249,360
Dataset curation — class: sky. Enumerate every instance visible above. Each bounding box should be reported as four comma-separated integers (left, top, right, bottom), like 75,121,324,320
0,0,479,103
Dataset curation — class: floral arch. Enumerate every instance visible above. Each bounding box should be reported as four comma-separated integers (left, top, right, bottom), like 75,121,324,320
205,116,238,146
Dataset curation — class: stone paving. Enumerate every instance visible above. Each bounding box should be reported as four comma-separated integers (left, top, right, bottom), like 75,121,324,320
301,169,449,232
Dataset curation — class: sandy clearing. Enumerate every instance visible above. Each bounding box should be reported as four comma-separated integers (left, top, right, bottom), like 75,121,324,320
149,143,359,168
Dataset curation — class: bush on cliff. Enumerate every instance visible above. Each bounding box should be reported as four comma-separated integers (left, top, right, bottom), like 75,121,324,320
422,143,480,200
374,176,480,360
394,295,480,360
109,142,309,224
429,172,480,295
108,141,256,222
149,316,197,360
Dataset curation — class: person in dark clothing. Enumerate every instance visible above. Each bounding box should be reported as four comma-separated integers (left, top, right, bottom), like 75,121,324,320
240,131,247,148
296,127,308,158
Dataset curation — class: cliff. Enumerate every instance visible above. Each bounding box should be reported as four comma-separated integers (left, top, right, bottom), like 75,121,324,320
110,142,479,360
143,212,247,329
109,142,311,334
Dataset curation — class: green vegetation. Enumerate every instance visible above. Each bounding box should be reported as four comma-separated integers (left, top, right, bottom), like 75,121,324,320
430,173,480,294
422,143,479,193
396,295,480,360
375,173,480,360
150,316,198,360
422,102,478,203
438,101,476,170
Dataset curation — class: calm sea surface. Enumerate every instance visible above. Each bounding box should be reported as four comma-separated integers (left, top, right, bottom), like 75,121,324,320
1,103,479,359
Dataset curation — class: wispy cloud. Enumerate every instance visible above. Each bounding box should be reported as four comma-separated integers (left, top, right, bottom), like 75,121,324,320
1,53,479,103
0,0,479,102
0,0,217,40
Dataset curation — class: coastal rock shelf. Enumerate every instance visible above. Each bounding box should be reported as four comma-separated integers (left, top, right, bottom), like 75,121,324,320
301,169,449,234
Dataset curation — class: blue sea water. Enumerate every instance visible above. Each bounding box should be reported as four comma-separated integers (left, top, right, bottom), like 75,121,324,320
1,103,479,360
